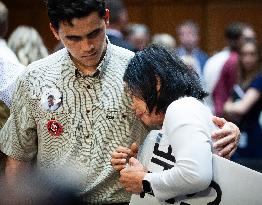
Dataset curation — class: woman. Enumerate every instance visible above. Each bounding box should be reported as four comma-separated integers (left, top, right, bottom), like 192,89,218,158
113,44,217,203
224,39,262,158
8,26,48,66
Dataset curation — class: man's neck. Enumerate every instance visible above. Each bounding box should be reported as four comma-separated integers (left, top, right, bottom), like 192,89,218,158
71,48,107,76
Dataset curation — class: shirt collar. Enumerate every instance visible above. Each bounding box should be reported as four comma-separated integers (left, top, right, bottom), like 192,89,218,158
178,47,199,56
64,36,113,79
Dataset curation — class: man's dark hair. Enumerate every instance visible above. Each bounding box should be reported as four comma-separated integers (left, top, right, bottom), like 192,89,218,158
48,95,54,99
225,22,248,51
0,1,8,37
105,0,125,24
124,44,207,114
46,0,106,30
225,22,245,41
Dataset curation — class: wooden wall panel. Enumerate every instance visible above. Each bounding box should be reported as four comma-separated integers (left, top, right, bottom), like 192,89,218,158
206,1,262,54
2,0,262,55
124,0,262,55
2,0,56,52
150,4,206,49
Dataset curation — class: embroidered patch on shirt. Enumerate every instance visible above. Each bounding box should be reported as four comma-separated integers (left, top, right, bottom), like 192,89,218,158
46,119,63,137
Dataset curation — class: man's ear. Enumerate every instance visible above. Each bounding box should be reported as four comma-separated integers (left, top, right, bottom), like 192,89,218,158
49,23,60,41
104,9,110,26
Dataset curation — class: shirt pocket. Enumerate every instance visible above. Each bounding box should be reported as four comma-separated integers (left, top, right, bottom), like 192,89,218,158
34,107,71,159
92,103,137,145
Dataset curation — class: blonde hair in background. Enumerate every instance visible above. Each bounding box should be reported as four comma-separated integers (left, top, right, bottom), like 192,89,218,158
8,26,48,66
151,33,176,49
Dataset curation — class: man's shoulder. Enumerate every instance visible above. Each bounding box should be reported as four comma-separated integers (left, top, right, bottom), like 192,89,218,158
207,50,230,62
110,44,135,60
196,48,208,58
106,44,135,74
24,49,66,76
20,49,67,83
28,48,66,70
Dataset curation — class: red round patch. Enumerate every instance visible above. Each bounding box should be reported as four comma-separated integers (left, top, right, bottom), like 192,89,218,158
46,119,63,137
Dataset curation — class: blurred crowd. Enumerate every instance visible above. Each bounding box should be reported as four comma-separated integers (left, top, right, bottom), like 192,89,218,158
0,0,262,173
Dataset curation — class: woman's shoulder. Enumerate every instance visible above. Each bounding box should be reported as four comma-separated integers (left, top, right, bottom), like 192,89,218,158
167,96,208,113
250,73,262,91
164,96,213,129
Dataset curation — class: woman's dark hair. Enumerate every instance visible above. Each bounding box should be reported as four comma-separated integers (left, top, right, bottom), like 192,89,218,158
238,38,262,87
46,0,106,30
124,44,208,114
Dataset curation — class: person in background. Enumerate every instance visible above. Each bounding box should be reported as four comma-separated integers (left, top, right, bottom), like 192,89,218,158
151,33,176,50
0,1,19,64
0,1,27,175
8,25,49,66
224,39,262,159
203,22,244,113
0,57,25,176
52,41,64,53
0,169,81,205
127,23,150,52
106,0,134,51
212,23,256,117
175,20,208,77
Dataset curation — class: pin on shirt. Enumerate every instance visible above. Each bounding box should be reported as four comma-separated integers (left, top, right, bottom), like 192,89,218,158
41,88,62,112
47,119,63,137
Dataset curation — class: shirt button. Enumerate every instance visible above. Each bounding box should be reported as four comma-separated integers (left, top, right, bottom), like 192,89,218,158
106,115,114,119
86,109,91,113
86,85,91,89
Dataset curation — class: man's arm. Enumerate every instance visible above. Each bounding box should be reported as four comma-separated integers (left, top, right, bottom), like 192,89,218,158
212,116,240,159
1,157,31,204
112,116,240,170
5,157,31,187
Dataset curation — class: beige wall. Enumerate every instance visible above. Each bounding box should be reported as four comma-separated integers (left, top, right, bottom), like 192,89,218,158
3,0,262,54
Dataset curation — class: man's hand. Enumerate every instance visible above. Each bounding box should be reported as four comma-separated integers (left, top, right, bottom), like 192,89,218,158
212,116,240,159
111,143,138,171
119,157,146,193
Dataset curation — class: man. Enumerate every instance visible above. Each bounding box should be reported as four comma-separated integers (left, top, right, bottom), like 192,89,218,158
106,0,134,51
203,25,239,114
0,0,239,204
0,1,19,63
127,23,151,52
176,20,208,77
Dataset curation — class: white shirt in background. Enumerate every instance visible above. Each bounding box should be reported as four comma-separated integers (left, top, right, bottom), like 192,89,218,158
0,39,20,64
203,49,230,113
0,57,25,107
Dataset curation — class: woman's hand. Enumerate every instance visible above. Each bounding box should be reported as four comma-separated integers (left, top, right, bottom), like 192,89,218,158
212,116,240,159
111,143,138,171
119,157,146,193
